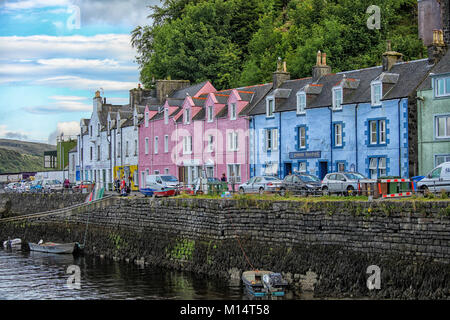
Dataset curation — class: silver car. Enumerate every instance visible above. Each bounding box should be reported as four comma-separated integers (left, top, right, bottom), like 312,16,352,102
321,172,372,195
238,176,283,195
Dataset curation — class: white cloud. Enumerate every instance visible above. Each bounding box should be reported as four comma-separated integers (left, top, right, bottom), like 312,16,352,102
0,124,30,141
24,95,92,114
2,0,70,10
48,121,80,144
35,75,137,91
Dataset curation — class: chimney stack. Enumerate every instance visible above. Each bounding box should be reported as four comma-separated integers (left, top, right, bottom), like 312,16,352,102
312,50,331,82
428,29,447,64
382,40,403,72
273,57,291,88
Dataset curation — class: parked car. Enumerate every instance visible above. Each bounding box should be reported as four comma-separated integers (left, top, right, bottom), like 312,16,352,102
140,175,179,197
238,176,283,195
321,172,372,196
417,162,450,194
279,173,321,196
72,181,95,191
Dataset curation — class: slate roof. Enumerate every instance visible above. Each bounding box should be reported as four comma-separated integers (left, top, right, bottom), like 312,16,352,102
248,58,434,115
170,81,209,99
419,51,450,91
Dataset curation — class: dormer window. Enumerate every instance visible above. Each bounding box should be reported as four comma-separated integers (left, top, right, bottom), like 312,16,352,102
164,108,169,125
332,87,343,110
207,105,214,122
230,103,237,120
145,112,149,127
184,108,190,124
435,76,450,97
296,91,306,115
266,97,275,118
371,81,382,106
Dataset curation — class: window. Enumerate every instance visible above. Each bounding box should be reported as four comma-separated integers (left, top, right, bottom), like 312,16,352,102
369,119,387,145
206,166,214,178
230,103,237,120
134,139,138,156
154,136,158,154
90,146,93,160
117,142,121,158
334,123,343,147
299,162,307,173
164,108,169,125
436,115,450,138
184,108,190,124
97,145,100,161
298,127,306,149
436,155,450,167
264,162,278,176
145,138,149,155
183,136,193,154
228,132,239,151
97,123,100,136
164,135,169,153
265,128,278,151
369,157,387,179
371,81,382,106
332,87,343,110
90,125,92,137
207,135,214,152
435,77,450,97
266,98,275,117
297,92,306,114
125,141,129,157
165,168,169,175
337,162,345,172
207,105,214,122
154,170,160,175
227,164,241,183
145,112,149,127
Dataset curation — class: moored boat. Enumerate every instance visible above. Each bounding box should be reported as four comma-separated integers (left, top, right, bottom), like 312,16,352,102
3,238,22,249
28,241,79,254
242,270,288,297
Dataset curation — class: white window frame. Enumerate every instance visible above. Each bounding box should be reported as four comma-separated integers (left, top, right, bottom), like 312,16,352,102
337,162,345,172
145,137,149,155
183,136,193,154
369,121,378,145
435,154,450,167
134,139,138,156
297,91,306,114
207,134,214,153
125,141,129,157
117,142,121,158
379,120,386,144
299,162,307,173
164,168,170,175
145,112,149,127
97,145,101,161
436,115,450,139
184,108,190,124
207,105,214,122
227,164,241,183
164,108,169,125
334,123,343,147
298,127,306,149
228,131,239,151
164,135,169,153
230,103,237,120
154,136,158,154
266,97,275,118
371,81,382,106
435,77,450,97
265,128,278,152
332,87,343,110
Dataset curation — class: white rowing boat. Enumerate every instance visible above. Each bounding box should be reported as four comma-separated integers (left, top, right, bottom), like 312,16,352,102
28,241,78,254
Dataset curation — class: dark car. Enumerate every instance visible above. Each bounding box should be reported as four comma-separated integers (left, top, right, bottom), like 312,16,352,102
279,173,321,196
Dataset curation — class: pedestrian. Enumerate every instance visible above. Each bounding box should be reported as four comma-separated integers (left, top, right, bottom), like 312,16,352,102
120,177,127,196
221,173,227,182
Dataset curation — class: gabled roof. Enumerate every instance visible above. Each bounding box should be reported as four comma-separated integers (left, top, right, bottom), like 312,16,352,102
170,81,210,99
419,50,450,91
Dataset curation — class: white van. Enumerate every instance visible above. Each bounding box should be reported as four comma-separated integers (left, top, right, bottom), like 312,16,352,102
140,175,179,197
417,162,450,193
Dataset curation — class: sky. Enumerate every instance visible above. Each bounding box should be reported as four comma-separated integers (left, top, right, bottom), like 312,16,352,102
0,0,160,144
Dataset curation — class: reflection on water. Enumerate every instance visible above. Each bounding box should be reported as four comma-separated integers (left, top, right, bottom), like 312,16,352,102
0,249,302,300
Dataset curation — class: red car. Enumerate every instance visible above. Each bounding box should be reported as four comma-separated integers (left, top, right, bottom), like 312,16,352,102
72,181,95,190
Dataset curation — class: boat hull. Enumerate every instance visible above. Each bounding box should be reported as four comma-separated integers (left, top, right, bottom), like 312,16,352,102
28,242,77,254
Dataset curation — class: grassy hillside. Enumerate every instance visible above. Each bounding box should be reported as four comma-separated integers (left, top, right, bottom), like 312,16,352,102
0,139,56,174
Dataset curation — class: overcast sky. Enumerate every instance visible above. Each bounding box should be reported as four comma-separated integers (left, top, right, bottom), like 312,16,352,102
0,0,160,144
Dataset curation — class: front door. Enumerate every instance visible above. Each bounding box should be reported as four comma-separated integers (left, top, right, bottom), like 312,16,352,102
318,161,328,180
284,163,292,178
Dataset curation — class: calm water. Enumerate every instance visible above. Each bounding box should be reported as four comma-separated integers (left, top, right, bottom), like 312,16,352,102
0,248,301,300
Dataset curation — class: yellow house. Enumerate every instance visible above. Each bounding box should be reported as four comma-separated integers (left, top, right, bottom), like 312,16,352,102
113,165,139,191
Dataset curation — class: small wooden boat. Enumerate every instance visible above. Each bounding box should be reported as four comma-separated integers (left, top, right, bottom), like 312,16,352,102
3,238,22,248
28,241,79,254
242,270,288,297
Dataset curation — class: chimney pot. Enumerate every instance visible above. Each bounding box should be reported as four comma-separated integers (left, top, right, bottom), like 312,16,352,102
322,53,327,66
316,51,322,66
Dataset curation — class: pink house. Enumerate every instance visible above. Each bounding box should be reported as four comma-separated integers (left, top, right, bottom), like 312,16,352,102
138,80,270,187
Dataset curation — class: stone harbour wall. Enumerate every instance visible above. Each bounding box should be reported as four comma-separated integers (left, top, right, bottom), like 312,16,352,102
0,196,449,299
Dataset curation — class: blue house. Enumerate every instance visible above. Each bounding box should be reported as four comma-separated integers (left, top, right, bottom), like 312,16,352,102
247,48,433,180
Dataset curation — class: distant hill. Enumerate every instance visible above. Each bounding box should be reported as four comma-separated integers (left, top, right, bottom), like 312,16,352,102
0,139,56,174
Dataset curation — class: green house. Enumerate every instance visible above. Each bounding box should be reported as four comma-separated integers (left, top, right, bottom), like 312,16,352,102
417,52,450,176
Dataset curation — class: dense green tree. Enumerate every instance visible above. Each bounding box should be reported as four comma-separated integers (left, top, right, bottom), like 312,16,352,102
132,0,426,90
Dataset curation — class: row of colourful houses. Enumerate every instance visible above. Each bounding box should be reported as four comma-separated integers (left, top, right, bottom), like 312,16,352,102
68,33,450,191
